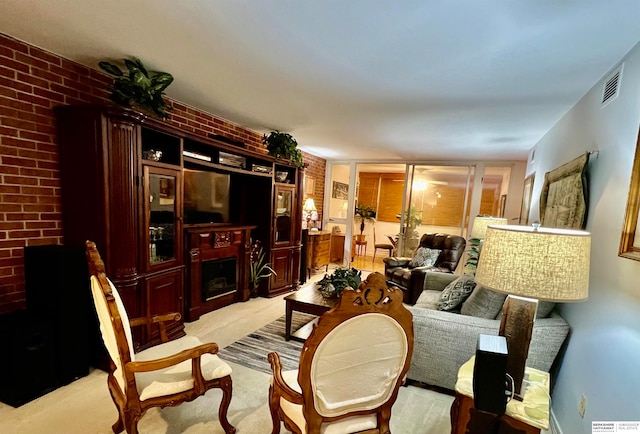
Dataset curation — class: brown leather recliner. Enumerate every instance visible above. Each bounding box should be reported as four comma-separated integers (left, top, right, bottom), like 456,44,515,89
383,233,466,305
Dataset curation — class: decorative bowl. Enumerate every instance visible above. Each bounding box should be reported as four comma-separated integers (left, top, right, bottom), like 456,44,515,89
275,171,288,182
143,149,163,161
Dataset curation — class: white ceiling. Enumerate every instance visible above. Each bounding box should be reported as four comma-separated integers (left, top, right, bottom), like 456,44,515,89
2,0,640,162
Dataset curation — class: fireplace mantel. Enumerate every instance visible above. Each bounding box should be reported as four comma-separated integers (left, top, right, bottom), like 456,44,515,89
185,224,256,321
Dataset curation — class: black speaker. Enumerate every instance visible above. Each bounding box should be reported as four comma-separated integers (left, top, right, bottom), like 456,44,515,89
473,334,509,414
0,311,58,407
24,244,93,385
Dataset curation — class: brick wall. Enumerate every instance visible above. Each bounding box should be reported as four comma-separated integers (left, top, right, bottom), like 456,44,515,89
0,33,325,314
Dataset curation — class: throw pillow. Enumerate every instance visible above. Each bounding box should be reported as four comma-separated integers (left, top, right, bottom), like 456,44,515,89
436,275,476,311
409,247,441,268
460,286,507,319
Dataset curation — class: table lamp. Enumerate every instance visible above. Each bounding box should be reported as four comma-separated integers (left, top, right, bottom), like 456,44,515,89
303,198,317,229
470,216,508,240
465,216,508,274
475,223,590,399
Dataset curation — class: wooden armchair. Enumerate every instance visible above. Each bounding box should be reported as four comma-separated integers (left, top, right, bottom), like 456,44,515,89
267,272,413,434
85,241,235,434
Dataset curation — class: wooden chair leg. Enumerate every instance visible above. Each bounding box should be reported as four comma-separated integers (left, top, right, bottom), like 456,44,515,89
218,376,236,434
268,383,282,434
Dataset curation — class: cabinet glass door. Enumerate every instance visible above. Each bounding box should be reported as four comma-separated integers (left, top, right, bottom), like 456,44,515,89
274,187,293,244
145,166,181,268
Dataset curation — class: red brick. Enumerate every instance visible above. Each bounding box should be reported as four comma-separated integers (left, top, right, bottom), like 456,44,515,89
0,145,19,156
37,160,58,170
1,156,37,167
22,186,55,196
16,71,49,89
0,66,16,79
0,86,17,99
3,194,38,204
38,178,60,188
25,221,56,229
0,76,32,93
0,257,22,267
42,229,62,237
0,35,29,54
32,86,65,103
49,64,79,81
0,95,33,112
27,237,60,246
0,221,23,230
0,185,20,194
50,82,79,98
0,57,30,74
2,136,37,149
18,149,56,161
23,204,56,213
14,52,49,70
19,167,53,178
3,175,38,186
17,91,52,108
0,239,25,249
31,66,64,85
0,125,18,136
20,131,53,143
28,48,61,66
8,230,40,238
0,204,21,212
0,116,35,130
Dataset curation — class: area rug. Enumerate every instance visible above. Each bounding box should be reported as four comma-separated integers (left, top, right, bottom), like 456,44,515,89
217,312,315,374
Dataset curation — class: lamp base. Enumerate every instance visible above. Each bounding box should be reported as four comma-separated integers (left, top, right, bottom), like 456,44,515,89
499,295,538,400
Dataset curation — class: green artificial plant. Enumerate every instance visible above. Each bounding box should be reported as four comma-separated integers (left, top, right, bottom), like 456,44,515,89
262,131,304,168
98,57,174,119
249,241,276,296
317,267,362,299
355,204,376,235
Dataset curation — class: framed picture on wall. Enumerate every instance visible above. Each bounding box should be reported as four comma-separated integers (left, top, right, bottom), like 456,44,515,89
520,174,535,225
304,175,315,196
332,181,349,200
619,127,640,261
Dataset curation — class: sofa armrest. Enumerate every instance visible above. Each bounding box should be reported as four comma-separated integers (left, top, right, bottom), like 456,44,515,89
383,257,411,268
422,271,459,292
406,307,570,391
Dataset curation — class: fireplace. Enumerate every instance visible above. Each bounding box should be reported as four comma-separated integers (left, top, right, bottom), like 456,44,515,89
202,257,236,301
185,225,256,321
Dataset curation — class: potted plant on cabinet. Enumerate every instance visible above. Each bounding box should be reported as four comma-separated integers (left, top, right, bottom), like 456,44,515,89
98,57,174,119
263,131,304,168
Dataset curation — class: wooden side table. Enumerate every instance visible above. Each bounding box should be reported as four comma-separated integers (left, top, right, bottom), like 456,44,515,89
450,357,550,434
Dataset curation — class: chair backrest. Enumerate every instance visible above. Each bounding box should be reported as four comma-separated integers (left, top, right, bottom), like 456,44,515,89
297,272,413,428
86,241,135,393
418,232,466,272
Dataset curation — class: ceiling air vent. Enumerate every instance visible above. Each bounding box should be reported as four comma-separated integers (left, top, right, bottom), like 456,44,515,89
601,63,623,107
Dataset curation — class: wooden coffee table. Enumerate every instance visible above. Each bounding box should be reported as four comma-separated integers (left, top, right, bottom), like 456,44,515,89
284,284,338,341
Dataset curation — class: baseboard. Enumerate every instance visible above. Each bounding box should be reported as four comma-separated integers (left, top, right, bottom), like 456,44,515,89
549,409,563,434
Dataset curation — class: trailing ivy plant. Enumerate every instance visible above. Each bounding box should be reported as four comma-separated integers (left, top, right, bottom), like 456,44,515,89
262,130,304,168
98,57,174,119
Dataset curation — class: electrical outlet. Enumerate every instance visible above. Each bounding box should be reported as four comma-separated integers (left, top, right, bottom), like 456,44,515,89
578,394,587,417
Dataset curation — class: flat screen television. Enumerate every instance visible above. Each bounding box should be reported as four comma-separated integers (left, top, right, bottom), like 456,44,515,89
184,169,231,224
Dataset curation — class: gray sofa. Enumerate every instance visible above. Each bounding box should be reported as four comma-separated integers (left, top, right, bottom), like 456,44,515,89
406,271,570,391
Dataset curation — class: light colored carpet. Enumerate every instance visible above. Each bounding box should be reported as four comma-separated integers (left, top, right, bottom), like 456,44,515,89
0,359,453,433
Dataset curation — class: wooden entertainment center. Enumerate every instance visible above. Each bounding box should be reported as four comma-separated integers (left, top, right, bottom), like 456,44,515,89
56,105,302,350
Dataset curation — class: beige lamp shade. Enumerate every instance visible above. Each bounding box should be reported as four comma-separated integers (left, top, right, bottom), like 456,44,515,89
470,216,508,239
303,198,317,213
475,225,590,302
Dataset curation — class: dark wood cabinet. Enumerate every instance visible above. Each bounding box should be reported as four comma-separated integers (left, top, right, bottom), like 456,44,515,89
307,231,331,276
56,104,303,346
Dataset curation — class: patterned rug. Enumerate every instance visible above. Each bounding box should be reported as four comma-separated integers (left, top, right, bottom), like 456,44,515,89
218,312,316,374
